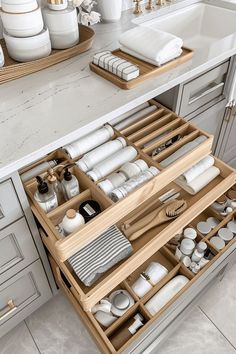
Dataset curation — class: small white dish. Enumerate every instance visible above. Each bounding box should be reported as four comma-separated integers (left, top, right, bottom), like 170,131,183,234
109,290,134,317
206,217,220,229
180,238,195,256
227,220,236,234
197,221,211,235
210,236,225,250
1,6,44,37
218,228,234,243
4,28,51,62
1,0,38,13
183,227,197,240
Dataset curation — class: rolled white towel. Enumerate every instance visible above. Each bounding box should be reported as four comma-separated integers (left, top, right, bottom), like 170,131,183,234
161,136,207,167
115,105,157,131
120,45,183,67
119,26,183,66
176,166,220,195
179,156,215,183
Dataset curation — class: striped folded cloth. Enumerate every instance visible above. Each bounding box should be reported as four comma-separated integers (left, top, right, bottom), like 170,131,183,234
68,225,133,287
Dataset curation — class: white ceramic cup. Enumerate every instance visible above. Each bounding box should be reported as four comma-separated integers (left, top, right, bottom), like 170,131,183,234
4,28,51,62
1,6,44,37
132,275,153,298
145,262,168,285
1,0,38,13
97,0,122,22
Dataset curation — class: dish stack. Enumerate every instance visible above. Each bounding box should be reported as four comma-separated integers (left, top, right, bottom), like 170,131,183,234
0,0,51,62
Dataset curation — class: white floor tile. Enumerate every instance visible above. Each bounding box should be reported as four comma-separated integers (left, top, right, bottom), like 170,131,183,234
0,321,39,354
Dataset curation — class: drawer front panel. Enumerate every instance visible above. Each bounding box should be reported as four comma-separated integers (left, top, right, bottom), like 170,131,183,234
179,61,229,117
0,179,23,230
0,260,51,327
0,218,38,284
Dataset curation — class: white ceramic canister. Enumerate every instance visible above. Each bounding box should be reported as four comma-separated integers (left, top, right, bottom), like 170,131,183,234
4,28,51,62
1,0,38,13
0,44,4,67
61,209,85,236
43,6,79,50
97,0,122,22
0,6,44,37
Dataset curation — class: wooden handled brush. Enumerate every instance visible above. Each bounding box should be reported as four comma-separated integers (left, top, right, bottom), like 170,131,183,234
124,199,187,241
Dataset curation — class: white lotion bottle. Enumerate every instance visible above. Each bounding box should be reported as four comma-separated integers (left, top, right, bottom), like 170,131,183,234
62,209,85,236
87,146,138,182
63,125,114,159
77,137,126,172
61,168,80,200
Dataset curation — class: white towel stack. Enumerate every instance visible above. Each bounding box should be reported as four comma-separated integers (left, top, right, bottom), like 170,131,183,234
119,26,183,67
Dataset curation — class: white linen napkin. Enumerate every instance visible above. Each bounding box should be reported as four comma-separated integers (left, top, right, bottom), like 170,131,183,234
178,155,215,183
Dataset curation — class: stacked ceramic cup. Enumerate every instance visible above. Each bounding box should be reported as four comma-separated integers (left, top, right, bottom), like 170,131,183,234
42,0,79,49
0,0,51,62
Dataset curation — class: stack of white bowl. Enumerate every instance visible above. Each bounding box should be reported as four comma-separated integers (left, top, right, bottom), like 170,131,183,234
0,0,51,62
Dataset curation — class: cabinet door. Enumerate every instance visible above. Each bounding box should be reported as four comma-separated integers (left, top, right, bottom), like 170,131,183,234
217,108,236,168
189,100,226,153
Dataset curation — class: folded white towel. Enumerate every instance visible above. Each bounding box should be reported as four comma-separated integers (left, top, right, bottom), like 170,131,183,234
161,136,207,167
120,45,183,67
176,166,220,195
119,27,183,66
178,156,215,184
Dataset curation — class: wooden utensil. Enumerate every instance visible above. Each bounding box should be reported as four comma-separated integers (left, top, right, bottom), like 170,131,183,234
125,200,187,241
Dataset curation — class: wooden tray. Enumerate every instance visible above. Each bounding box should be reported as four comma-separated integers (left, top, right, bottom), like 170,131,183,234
0,25,95,84
90,47,193,90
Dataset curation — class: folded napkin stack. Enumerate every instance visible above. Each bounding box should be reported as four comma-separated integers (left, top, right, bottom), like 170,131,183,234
175,156,220,195
119,26,183,67
68,225,133,287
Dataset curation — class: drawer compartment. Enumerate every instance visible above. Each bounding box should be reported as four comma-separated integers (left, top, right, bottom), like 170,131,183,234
179,61,229,117
0,179,23,230
0,260,51,327
0,218,38,284
38,157,236,311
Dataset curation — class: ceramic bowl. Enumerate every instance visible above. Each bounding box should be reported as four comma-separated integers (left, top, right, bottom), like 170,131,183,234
0,6,44,37
4,28,51,62
1,0,38,14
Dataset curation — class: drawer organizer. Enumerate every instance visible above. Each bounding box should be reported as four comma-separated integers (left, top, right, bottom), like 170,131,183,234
21,100,236,353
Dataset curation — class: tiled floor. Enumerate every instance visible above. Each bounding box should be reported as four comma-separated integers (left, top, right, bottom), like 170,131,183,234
1,264,236,354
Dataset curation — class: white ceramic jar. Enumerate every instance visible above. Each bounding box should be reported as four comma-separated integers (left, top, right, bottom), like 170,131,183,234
62,209,85,236
4,28,51,62
97,0,122,22
1,0,38,13
0,6,44,37
43,6,79,50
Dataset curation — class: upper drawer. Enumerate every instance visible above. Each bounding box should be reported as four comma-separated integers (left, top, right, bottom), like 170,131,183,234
24,100,213,264
0,260,51,326
179,61,229,117
0,218,38,284
0,179,23,230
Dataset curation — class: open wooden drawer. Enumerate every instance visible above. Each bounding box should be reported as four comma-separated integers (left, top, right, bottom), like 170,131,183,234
49,199,236,354
29,156,236,313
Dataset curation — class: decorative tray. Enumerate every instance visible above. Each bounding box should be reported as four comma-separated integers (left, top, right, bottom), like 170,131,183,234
90,47,193,90
0,25,95,84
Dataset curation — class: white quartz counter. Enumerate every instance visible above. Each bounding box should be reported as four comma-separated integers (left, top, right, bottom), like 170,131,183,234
1,0,236,179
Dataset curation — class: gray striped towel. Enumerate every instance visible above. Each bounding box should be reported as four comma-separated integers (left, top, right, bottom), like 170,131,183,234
68,225,133,287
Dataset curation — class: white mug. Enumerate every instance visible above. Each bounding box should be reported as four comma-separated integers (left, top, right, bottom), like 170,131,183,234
132,274,152,298
0,44,4,67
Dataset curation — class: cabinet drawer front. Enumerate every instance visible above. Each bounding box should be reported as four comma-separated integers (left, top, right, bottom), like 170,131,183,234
0,179,23,230
179,61,229,117
0,260,51,327
0,218,38,284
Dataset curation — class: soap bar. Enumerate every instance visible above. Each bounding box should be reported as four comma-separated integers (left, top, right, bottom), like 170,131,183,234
93,51,140,82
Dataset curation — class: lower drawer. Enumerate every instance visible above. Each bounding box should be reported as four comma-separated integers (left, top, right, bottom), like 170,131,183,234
50,199,236,354
0,260,52,338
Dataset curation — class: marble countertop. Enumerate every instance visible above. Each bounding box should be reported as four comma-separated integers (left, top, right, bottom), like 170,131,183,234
1,0,236,179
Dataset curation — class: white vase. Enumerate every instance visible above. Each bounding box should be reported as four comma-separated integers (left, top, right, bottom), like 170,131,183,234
97,0,122,22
